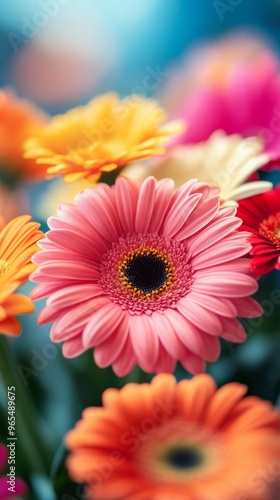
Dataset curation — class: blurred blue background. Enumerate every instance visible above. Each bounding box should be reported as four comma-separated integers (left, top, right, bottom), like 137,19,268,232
0,0,280,114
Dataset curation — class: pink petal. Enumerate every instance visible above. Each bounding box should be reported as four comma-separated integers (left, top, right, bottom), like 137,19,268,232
56,202,94,231
39,288,104,325
193,272,258,297
220,317,247,342
177,298,223,335
151,311,186,358
36,238,57,251
30,273,69,284
172,178,199,202
38,305,69,324
162,193,202,238
30,283,67,300
94,319,129,367
164,308,221,361
154,344,176,373
75,188,121,242
62,335,86,358
50,297,110,340
192,182,218,198
180,351,206,374
114,177,139,234
175,195,219,240
46,228,107,259
232,297,263,318
33,248,93,265
83,302,125,347
148,178,174,233
112,338,137,377
31,261,100,281
46,284,104,308
91,182,112,200
188,217,242,256
196,258,252,276
48,212,92,233
191,241,250,268
135,177,156,233
128,314,159,373
186,291,237,318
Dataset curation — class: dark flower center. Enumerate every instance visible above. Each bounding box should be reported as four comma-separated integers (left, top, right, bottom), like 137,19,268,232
100,234,192,313
163,446,203,470
123,253,168,294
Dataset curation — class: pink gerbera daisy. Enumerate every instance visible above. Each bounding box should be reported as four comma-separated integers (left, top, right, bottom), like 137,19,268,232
237,185,280,276
174,53,280,168
31,177,262,376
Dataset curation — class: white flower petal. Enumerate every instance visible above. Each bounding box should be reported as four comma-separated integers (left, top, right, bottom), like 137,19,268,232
123,131,270,207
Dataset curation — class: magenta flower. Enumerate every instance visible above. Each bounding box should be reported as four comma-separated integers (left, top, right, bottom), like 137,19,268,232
31,177,262,376
0,445,28,499
174,53,280,167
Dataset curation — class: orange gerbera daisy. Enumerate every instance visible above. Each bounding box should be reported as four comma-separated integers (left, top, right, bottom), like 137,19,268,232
65,374,280,500
24,93,183,183
0,215,43,335
0,90,47,182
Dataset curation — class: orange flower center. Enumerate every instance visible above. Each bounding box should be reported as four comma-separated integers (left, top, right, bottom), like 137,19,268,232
259,212,280,249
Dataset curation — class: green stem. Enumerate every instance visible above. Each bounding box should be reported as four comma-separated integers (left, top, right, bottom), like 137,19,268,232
0,336,49,476
124,365,153,385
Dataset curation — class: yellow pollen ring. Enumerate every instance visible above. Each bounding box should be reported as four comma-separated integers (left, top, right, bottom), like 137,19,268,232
118,246,175,298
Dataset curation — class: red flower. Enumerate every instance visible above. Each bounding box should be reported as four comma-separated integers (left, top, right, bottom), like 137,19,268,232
237,185,280,276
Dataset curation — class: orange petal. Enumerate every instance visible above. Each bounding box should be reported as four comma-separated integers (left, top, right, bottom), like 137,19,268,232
2,294,34,315
0,317,21,336
204,383,248,429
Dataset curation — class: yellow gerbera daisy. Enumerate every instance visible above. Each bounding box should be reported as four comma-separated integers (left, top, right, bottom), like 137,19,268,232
0,215,43,335
24,93,184,183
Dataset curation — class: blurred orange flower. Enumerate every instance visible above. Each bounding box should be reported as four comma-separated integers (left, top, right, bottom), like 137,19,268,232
0,215,43,335
24,93,184,183
0,90,47,183
65,374,280,500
